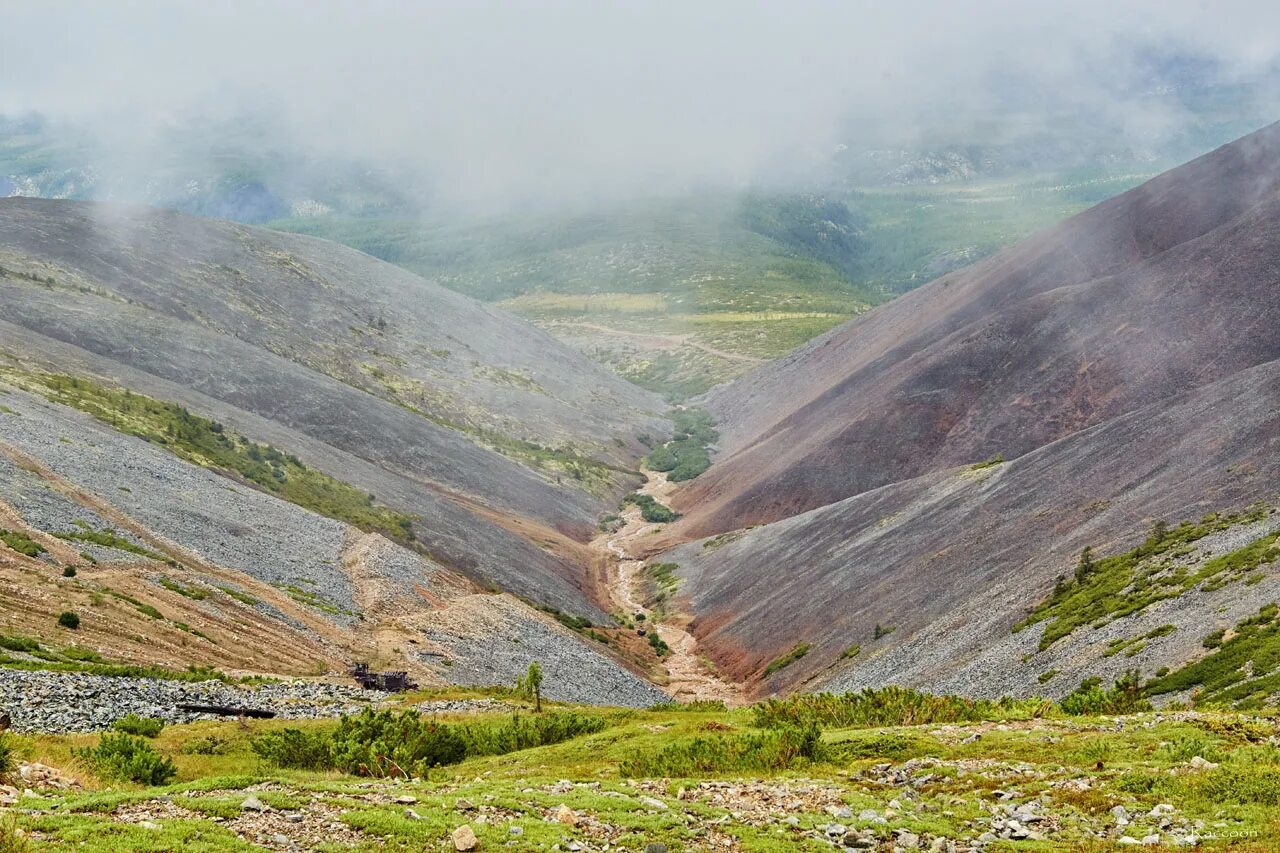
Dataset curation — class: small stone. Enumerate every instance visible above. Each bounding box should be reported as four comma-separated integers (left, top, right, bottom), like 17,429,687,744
395,794,418,804
1188,756,1219,770
1141,836,1161,847
452,824,478,851
241,795,269,812
644,844,668,853
827,805,853,819
895,829,920,848
509,825,524,836
555,804,578,826
139,821,162,830
456,797,476,810
285,813,304,824
1111,805,1130,825
405,808,425,820
270,835,291,847
1149,804,1176,817
1118,837,1142,846
639,795,669,810
825,823,847,837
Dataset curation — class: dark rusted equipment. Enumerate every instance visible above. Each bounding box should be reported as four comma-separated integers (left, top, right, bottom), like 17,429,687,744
348,662,418,692
177,703,276,719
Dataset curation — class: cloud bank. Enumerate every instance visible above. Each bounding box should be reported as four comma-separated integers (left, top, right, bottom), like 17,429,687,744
5,1,1280,212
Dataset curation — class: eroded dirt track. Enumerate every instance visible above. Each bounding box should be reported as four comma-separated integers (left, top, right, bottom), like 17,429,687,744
593,470,746,706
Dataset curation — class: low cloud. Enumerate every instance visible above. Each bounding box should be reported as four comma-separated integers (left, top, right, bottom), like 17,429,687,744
4,1,1280,213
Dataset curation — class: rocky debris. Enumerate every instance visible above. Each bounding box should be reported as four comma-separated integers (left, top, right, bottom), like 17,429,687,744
0,668,380,733
554,804,579,825
415,698,516,716
12,762,78,791
416,595,668,708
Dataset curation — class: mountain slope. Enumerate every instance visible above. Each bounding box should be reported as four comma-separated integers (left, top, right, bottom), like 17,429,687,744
647,122,1280,697
672,121,1280,537
0,198,667,618
0,379,665,705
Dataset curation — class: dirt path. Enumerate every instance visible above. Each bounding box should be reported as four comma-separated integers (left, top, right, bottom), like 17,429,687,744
592,470,747,706
555,321,767,366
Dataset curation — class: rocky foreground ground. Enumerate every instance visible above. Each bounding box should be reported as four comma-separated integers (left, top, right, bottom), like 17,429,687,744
2,692,1278,852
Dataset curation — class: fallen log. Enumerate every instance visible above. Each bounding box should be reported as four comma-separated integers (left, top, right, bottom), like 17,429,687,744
177,703,276,719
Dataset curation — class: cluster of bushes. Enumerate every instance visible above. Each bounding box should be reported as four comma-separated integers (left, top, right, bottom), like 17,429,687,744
252,709,607,778
644,409,718,482
111,714,165,738
752,686,1055,729
624,494,679,524
1059,670,1152,716
74,733,176,785
619,723,824,777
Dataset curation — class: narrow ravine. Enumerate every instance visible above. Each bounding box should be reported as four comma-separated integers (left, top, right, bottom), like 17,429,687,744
594,470,747,706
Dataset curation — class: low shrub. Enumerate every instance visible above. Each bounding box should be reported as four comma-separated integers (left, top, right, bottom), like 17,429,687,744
762,643,810,677
57,611,80,630
180,735,232,756
833,731,935,760
111,713,164,738
619,723,824,777
253,710,607,777
1059,670,1152,716
74,732,176,785
753,686,1054,729
251,727,333,770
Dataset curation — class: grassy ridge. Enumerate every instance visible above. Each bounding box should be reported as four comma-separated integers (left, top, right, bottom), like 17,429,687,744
4,370,416,542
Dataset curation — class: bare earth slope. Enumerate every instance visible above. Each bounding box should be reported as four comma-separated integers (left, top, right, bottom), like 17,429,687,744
0,198,667,617
674,122,1280,537
0,382,664,705
649,122,1280,697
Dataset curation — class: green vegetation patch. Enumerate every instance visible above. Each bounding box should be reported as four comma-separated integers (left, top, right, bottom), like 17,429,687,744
644,408,718,482
7,371,417,542
55,528,168,562
619,723,824,777
753,685,1054,729
1146,603,1280,707
1016,507,1276,650
762,643,811,678
74,732,176,785
0,528,46,558
623,493,679,524
253,708,607,777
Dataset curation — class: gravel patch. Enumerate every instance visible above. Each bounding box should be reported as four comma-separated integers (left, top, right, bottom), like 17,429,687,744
0,668,383,733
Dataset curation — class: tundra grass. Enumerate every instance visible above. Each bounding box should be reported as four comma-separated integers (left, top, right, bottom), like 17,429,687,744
9,691,1280,852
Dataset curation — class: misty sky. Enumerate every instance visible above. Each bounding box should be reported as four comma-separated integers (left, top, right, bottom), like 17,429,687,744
5,1,1280,210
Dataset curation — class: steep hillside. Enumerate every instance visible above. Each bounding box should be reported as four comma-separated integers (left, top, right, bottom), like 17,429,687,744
645,122,1280,697
674,121,1280,537
0,380,664,705
0,198,667,619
